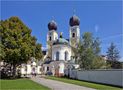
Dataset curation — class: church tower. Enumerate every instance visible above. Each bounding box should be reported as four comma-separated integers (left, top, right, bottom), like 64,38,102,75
69,15,80,48
47,20,58,59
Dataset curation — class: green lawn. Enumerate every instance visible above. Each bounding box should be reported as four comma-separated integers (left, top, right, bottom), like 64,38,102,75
1,78,50,90
46,76,122,90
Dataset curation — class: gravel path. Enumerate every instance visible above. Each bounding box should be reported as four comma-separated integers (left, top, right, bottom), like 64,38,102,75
31,77,96,90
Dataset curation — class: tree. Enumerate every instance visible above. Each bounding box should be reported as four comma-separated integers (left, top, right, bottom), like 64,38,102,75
0,16,43,77
35,43,43,60
92,37,101,56
77,32,108,70
0,41,5,61
107,42,119,61
106,42,120,68
0,21,5,61
91,56,110,69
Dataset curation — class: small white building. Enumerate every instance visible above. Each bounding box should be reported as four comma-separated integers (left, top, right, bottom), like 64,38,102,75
21,57,43,77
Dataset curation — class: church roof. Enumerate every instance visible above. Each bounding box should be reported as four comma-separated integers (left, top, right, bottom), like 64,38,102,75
53,38,69,45
48,20,57,31
69,15,80,26
44,60,52,64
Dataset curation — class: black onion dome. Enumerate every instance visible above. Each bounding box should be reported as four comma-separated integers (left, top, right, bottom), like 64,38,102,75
69,15,80,26
48,20,57,30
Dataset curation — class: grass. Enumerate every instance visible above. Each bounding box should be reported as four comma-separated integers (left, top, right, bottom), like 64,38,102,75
0,78,50,90
46,76,122,90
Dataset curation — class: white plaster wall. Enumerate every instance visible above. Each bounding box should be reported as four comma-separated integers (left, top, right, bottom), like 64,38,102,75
67,69,123,87
37,66,41,74
32,62,36,66
47,30,58,42
53,31,58,41
69,26,80,45
52,45,71,61
21,63,42,75
43,65,48,73
47,30,58,51
21,68,26,74
59,63,64,73
27,65,31,74
70,26,80,38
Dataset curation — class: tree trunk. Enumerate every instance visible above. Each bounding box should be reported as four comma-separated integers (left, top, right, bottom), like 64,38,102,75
12,64,16,78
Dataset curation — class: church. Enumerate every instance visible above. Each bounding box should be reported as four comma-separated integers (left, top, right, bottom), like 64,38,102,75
20,15,80,77
43,15,80,76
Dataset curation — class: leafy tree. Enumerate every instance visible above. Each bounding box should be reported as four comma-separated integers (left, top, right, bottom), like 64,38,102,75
91,56,110,69
0,16,43,77
106,42,120,68
0,41,5,61
77,32,108,70
35,43,43,60
0,21,5,61
92,37,101,56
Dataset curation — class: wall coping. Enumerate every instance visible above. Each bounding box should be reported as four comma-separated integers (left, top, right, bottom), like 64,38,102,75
76,69,123,71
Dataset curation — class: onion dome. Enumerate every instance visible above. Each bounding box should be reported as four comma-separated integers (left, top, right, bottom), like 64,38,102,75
69,15,80,26
48,20,57,30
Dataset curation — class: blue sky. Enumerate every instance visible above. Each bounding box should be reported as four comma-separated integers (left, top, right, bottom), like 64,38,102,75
1,0,123,60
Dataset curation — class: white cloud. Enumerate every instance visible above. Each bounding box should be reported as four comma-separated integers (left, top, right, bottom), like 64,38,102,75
94,24,99,33
101,34,123,41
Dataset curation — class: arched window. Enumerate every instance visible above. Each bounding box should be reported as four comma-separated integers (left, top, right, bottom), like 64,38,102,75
72,33,75,38
56,51,59,61
65,51,68,60
47,67,49,71
49,36,51,41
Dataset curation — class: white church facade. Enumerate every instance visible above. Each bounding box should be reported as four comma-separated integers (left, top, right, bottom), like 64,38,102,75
20,15,80,77
43,15,80,76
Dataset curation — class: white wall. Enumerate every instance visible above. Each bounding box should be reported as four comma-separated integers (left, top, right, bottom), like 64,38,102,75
59,63,64,73
47,30,58,42
21,68,26,74
69,26,80,45
37,66,42,74
27,65,31,74
21,64,42,75
65,69,123,87
52,45,71,61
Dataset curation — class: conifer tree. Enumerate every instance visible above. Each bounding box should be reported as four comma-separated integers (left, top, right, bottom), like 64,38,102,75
106,42,120,68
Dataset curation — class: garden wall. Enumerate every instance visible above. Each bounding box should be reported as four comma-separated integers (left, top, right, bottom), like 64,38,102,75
64,69,123,87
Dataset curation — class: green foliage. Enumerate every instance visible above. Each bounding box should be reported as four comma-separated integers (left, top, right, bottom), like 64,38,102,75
0,16,43,76
35,43,43,60
77,32,108,69
107,42,120,61
92,37,101,55
106,43,121,69
92,57,110,69
0,41,5,61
